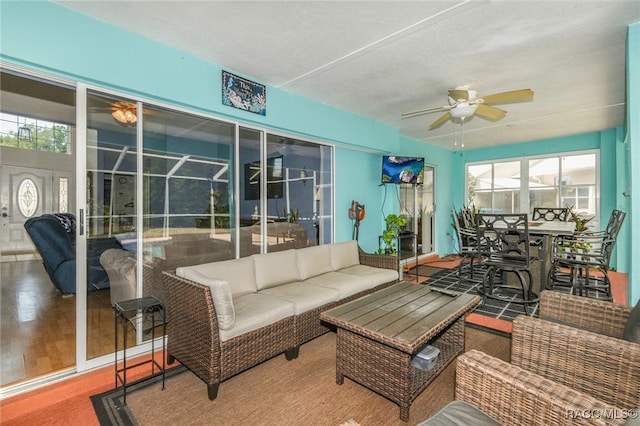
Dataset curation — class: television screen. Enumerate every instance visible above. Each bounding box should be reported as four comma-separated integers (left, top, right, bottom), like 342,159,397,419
244,156,284,200
381,156,425,184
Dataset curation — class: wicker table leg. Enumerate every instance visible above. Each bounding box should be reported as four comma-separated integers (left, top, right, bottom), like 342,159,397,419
399,404,411,422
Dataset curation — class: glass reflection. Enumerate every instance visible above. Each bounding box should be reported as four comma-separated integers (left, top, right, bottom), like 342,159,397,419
141,106,235,341
86,91,138,359
264,136,327,252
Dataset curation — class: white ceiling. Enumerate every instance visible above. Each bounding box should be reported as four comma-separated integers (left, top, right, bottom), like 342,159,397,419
56,1,640,150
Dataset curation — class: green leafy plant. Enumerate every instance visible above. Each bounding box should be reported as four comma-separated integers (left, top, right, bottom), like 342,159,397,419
566,205,594,233
452,204,478,231
377,213,407,255
561,205,595,252
282,207,299,224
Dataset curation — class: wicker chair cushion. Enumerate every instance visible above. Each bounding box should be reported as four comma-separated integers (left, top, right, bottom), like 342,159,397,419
219,293,295,341
176,256,257,297
416,400,502,426
296,244,333,280
303,271,372,299
330,240,360,270
261,282,340,314
338,264,399,287
623,299,640,344
253,249,301,290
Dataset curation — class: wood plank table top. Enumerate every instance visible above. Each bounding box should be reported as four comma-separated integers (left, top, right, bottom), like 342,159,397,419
527,219,576,236
320,281,480,354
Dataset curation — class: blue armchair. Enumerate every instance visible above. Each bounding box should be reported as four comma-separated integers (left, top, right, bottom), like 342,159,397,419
24,213,122,295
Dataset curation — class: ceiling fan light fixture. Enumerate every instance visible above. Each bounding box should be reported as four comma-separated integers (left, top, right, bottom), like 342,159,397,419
112,107,137,126
449,103,477,119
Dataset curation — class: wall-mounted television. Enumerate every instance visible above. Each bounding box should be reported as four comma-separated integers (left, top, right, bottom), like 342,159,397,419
244,156,284,200
381,156,425,184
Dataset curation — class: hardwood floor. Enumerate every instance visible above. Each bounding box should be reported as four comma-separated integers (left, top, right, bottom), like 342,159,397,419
0,260,134,387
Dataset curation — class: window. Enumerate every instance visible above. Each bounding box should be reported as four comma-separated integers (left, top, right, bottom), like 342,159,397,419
0,113,71,154
17,178,38,217
467,152,598,217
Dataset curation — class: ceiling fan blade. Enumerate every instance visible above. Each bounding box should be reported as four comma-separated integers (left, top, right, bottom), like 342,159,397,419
448,89,469,101
429,112,451,129
475,104,507,121
401,106,449,119
481,89,534,105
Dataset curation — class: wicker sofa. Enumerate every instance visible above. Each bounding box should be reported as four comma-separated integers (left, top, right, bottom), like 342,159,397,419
161,240,399,400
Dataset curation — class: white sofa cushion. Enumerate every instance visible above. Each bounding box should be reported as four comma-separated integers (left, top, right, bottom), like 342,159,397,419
219,293,295,342
330,240,360,270
176,256,257,297
253,249,301,290
339,264,399,287
296,245,333,280
303,271,373,299
260,282,340,314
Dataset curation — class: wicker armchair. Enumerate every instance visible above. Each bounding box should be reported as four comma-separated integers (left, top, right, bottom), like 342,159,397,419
420,349,628,426
511,291,640,411
422,291,639,425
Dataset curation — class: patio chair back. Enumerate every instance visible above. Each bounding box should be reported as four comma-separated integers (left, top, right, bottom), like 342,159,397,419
532,207,568,222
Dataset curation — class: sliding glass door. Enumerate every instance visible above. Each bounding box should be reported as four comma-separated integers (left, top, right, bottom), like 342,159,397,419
399,164,436,261
2,69,334,392
85,91,139,359
85,91,238,358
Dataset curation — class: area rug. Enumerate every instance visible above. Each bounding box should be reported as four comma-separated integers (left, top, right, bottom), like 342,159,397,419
90,366,186,426
91,329,510,426
408,264,539,325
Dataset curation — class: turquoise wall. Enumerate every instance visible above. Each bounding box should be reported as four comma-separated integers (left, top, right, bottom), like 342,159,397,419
396,136,457,254
2,2,638,301
1,0,402,254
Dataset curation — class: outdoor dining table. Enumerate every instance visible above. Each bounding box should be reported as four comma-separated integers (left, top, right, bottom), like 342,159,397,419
526,220,576,289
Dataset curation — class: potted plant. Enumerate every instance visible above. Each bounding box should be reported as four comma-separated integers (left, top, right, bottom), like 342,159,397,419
378,213,407,255
561,205,595,253
566,205,594,234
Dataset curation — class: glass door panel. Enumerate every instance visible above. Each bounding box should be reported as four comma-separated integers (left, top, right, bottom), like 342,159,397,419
265,136,325,252
399,165,435,261
239,127,262,257
0,71,77,385
316,145,333,245
142,106,235,333
419,166,435,255
86,91,138,359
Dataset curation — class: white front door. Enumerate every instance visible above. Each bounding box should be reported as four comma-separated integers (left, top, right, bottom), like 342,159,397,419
0,165,72,254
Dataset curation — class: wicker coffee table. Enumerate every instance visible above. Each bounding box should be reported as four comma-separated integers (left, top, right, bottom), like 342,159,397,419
320,281,480,421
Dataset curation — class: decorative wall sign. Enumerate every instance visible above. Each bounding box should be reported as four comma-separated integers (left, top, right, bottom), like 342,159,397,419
222,71,266,116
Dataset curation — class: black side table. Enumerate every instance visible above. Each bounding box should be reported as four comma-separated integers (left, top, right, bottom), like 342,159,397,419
114,296,166,405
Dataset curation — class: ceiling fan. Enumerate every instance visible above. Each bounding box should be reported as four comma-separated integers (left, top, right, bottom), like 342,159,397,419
402,86,534,129
88,97,141,126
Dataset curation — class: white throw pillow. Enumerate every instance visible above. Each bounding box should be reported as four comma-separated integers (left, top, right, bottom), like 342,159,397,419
208,279,235,330
175,269,235,330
